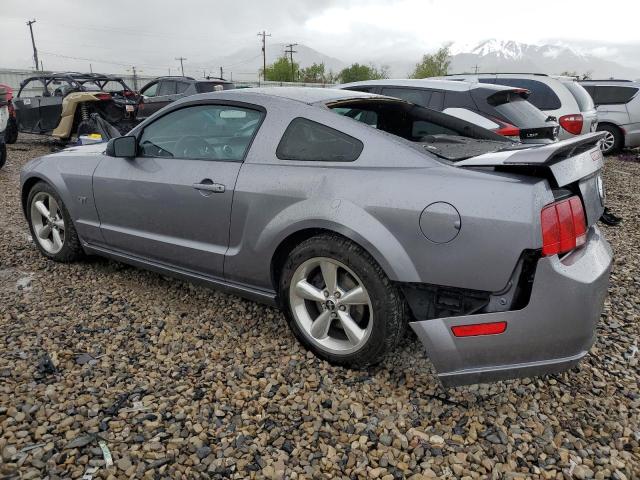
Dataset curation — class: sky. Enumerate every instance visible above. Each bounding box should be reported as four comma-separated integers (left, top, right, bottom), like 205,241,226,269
2,0,640,78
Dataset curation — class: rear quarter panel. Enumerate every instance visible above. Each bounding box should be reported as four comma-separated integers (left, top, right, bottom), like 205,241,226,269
225,101,552,293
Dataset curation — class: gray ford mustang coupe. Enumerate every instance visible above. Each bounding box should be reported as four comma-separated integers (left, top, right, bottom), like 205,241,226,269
20,88,612,386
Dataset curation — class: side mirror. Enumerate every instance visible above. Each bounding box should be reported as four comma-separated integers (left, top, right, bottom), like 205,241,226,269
106,135,137,158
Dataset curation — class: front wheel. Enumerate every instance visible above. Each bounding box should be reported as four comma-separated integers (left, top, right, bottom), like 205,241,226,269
26,182,83,262
280,234,406,368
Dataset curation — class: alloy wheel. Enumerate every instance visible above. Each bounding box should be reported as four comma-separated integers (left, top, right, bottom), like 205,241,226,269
600,131,615,153
289,257,373,355
30,192,65,254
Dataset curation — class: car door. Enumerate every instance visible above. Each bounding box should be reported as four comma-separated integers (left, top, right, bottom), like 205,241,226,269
14,79,43,132
92,102,265,279
139,80,173,118
38,81,67,131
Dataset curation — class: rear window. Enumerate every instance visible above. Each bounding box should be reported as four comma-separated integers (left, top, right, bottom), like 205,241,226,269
494,78,562,111
482,91,549,128
380,87,431,107
562,82,595,111
586,85,639,105
276,118,364,162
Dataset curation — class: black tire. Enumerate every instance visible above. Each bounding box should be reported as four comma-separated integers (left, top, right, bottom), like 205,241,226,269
279,233,406,368
597,124,623,156
5,116,18,144
0,142,5,169
26,182,83,262
76,119,97,138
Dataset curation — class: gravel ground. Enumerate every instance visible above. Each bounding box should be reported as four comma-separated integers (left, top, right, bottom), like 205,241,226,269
0,135,639,480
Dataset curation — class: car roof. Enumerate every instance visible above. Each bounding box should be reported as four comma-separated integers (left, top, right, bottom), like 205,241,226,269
338,78,519,93
205,87,382,105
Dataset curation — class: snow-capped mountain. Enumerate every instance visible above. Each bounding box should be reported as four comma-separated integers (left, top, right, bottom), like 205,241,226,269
448,39,640,79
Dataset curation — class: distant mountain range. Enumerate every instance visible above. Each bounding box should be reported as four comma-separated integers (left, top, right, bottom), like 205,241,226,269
203,39,639,82
447,39,640,79
204,43,346,81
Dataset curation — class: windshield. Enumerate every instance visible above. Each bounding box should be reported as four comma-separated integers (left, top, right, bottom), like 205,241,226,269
329,99,512,161
563,81,595,111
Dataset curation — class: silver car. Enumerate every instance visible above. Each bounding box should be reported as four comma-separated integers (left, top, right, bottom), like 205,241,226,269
20,88,612,386
580,80,640,155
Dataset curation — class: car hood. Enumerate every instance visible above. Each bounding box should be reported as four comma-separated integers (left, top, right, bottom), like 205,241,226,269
54,143,107,156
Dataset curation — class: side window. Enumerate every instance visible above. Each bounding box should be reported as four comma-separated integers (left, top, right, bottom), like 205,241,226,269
593,86,639,105
158,80,176,96
141,82,159,97
176,82,190,94
428,90,444,110
478,78,496,84
343,86,375,93
495,78,561,110
277,118,364,162
381,87,430,107
138,104,264,161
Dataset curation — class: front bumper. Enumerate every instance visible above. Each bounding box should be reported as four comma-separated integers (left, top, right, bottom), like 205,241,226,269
410,226,613,386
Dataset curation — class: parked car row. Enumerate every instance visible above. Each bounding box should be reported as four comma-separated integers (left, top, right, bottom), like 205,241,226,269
20,85,612,385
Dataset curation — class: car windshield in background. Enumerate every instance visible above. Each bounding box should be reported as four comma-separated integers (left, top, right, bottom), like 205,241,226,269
563,82,595,111
485,91,550,128
329,99,511,161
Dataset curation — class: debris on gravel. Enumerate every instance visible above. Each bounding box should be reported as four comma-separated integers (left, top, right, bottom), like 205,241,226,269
1,136,639,479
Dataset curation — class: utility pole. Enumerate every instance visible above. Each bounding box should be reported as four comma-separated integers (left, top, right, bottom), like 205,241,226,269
284,43,298,82
257,30,271,81
26,19,39,71
473,64,479,74
175,57,187,76
220,66,223,79
128,66,139,90
90,63,93,73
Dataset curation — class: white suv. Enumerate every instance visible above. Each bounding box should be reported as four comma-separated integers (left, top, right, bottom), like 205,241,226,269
442,74,598,140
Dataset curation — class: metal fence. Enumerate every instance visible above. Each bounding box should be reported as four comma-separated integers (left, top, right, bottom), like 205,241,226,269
0,68,334,95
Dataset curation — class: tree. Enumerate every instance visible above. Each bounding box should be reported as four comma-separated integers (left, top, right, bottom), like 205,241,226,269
263,56,300,82
410,47,451,78
299,63,327,83
561,70,592,80
338,63,389,83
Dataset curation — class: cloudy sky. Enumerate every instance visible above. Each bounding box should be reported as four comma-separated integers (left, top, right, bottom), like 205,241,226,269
2,0,640,78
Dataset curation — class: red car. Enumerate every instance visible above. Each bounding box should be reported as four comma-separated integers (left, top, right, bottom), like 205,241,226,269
0,83,18,144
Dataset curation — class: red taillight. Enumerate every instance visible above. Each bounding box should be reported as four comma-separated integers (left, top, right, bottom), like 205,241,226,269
123,90,136,97
95,93,112,101
451,322,507,337
495,123,520,138
559,114,583,135
541,196,587,256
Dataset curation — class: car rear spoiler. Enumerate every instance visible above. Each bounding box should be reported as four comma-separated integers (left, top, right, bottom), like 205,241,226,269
455,132,605,187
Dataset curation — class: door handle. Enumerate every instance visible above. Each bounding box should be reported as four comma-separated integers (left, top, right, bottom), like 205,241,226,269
192,182,225,193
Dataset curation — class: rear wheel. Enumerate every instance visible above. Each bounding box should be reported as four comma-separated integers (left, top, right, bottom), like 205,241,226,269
598,124,623,155
26,182,83,262
280,234,406,367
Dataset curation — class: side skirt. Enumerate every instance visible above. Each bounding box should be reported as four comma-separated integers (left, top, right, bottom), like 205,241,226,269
83,243,278,307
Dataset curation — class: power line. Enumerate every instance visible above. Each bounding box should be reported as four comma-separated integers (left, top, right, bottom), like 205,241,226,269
175,57,187,76
257,30,271,81
284,43,298,82
26,19,39,71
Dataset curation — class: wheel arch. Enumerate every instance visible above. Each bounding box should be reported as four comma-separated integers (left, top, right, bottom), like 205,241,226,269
268,221,420,296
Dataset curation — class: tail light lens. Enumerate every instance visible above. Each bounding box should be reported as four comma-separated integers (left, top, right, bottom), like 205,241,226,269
559,114,583,135
95,93,112,101
541,196,587,256
495,123,520,139
452,321,507,337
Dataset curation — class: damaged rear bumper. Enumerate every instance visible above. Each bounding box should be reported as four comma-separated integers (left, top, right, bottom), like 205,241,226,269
410,226,613,387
